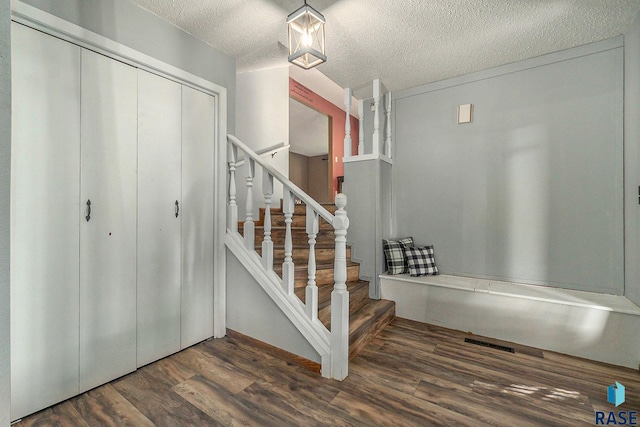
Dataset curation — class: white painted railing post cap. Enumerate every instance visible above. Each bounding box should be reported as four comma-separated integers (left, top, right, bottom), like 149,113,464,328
333,194,349,230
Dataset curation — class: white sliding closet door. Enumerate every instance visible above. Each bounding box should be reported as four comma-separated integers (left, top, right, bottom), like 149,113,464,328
181,86,215,348
79,49,138,392
10,23,81,420
137,70,182,367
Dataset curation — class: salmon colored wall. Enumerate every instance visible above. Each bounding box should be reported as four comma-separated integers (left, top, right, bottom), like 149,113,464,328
289,78,359,200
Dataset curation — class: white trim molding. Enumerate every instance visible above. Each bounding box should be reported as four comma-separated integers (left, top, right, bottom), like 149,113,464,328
226,231,331,356
394,36,624,101
343,153,393,164
11,2,226,97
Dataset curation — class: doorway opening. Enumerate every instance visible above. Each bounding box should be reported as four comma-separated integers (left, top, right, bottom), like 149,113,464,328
288,97,333,204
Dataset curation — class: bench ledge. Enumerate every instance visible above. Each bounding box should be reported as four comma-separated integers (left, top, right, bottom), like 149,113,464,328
379,273,640,315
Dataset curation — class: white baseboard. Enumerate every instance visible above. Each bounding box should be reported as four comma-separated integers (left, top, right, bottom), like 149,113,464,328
380,274,640,369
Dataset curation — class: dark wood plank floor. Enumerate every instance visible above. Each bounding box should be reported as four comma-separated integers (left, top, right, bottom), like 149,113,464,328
15,318,640,426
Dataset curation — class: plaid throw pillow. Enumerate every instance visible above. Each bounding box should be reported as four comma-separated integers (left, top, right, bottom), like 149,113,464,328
405,245,439,277
382,237,414,274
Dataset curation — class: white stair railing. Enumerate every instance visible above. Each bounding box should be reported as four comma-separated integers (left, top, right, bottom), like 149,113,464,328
243,158,255,251
372,79,381,156
358,99,364,155
227,134,350,380
384,91,392,158
228,144,238,233
282,190,295,296
306,206,319,321
344,79,393,161
262,170,274,271
344,88,352,158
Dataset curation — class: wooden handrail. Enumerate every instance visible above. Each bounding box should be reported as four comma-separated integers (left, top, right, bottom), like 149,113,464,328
227,134,335,224
236,141,289,166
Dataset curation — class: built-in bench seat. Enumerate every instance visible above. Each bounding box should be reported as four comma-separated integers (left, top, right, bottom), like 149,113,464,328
380,273,640,314
379,273,640,369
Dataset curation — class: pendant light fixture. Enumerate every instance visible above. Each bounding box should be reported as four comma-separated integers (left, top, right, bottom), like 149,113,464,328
287,0,326,69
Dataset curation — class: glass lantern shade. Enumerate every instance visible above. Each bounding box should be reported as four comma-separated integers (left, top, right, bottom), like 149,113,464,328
287,2,326,69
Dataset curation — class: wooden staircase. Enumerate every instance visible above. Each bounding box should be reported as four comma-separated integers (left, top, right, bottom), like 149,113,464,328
243,202,396,361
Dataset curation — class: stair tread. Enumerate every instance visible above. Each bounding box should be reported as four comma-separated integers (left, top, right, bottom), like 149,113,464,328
273,261,360,272
258,244,346,250
252,225,334,232
308,280,369,307
273,244,345,248
349,299,395,335
294,280,367,296
320,282,370,324
348,299,396,360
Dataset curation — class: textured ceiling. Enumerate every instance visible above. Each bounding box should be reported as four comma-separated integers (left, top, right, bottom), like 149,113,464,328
128,0,640,98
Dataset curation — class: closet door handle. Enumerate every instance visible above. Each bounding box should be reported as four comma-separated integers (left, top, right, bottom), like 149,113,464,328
85,199,91,222
175,200,179,218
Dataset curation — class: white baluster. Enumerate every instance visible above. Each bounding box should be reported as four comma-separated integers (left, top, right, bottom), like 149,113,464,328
243,157,255,251
282,189,295,295
262,170,274,271
385,92,392,158
331,193,349,380
306,206,319,321
344,88,352,158
228,142,238,233
372,79,381,156
358,100,364,156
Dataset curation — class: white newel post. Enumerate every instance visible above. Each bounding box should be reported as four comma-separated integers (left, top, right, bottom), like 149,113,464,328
228,142,238,232
372,79,381,156
262,170,274,271
306,206,319,321
358,100,364,156
385,92,392,158
282,189,295,295
243,157,255,251
331,193,349,380
344,88,352,158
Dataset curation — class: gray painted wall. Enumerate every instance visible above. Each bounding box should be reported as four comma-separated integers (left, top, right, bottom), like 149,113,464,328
226,249,320,363
0,1,9,424
344,161,376,281
235,66,289,218
393,40,624,294
21,0,236,132
343,159,393,298
625,12,640,305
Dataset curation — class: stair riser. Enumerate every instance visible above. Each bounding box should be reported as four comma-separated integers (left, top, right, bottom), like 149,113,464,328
293,204,337,215
258,247,352,265
253,228,335,247
294,281,368,306
347,285,371,316
270,203,338,216
317,284,370,327
349,304,396,360
260,209,333,229
271,215,333,229
290,264,360,287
